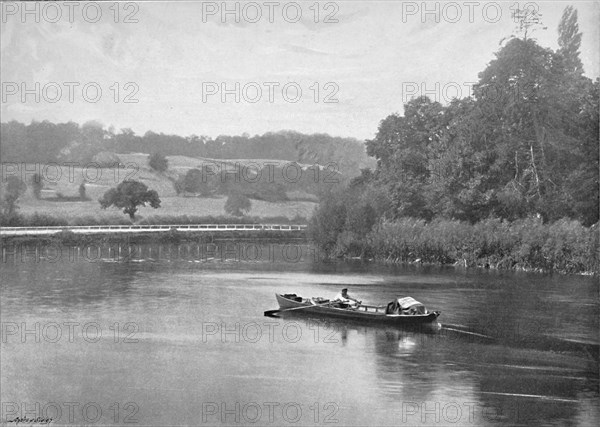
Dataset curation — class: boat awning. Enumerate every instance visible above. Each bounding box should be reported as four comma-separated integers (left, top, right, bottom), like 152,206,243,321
397,297,423,309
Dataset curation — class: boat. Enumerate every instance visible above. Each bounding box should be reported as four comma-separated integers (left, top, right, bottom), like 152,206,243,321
268,293,440,325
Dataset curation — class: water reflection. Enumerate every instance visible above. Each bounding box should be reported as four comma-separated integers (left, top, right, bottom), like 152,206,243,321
1,242,598,426
278,308,598,426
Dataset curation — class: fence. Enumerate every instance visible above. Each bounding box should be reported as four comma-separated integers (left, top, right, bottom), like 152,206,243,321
0,224,308,236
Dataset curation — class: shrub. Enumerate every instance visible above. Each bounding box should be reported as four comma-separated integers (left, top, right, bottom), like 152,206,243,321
25,213,68,227
224,193,251,217
148,152,168,172
339,216,599,274
0,212,25,226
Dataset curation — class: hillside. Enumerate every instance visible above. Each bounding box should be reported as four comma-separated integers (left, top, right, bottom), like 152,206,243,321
0,123,376,177
10,154,320,222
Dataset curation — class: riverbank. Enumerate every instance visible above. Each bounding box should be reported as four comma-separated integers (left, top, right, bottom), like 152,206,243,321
314,217,599,275
0,228,308,246
3,216,597,275
0,212,308,227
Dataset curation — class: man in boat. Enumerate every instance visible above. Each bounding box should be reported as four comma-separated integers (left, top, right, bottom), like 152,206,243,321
332,288,361,308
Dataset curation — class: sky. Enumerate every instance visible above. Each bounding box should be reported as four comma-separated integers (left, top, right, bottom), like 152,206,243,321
1,1,598,141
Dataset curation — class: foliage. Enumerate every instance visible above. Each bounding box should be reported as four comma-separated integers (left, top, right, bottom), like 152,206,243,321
1,123,371,178
224,193,251,217
174,165,290,202
30,173,43,199
174,168,217,196
309,6,598,274
1,176,27,216
362,8,597,226
0,211,25,226
136,214,306,225
46,193,88,202
99,180,161,219
22,213,69,227
92,151,121,168
313,216,598,274
309,180,391,255
68,215,132,226
148,152,168,172
557,6,583,74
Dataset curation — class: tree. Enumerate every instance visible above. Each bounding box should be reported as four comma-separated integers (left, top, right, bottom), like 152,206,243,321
472,30,598,224
470,38,558,220
149,152,168,172
309,189,348,252
1,176,27,216
557,6,583,75
175,168,218,196
224,193,251,217
99,180,161,219
366,97,447,220
31,173,43,199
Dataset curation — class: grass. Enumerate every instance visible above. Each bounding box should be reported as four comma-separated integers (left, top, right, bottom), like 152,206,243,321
16,194,315,222
12,157,318,221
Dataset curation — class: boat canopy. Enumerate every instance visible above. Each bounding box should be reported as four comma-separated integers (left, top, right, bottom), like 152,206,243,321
397,297,423,309
385,296,427,315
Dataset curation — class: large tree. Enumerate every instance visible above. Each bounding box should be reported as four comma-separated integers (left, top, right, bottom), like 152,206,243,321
99,180,161,219
471,13,597,224
366,97,449,220
363,6,597,225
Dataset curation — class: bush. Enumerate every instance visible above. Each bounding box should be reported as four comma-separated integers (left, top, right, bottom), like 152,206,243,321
242,182,288,203
360,216,599,274
136,214,304,225
148,152,168,172
0,212,25,226
92,151,122,168
224,193,251,217
25,213,68,227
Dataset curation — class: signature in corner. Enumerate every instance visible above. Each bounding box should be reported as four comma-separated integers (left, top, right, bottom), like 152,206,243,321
6,417,53,425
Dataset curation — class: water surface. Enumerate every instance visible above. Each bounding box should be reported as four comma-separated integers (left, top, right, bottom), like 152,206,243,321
1,242,598,425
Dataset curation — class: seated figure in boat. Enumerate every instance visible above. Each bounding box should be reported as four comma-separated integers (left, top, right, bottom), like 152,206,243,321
332,288,361,308
386,299,401,314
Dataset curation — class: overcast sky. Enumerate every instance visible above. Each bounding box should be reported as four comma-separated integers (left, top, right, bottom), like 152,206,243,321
1,1,598,140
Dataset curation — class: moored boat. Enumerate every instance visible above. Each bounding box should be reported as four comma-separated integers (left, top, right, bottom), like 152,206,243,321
269,293,440,325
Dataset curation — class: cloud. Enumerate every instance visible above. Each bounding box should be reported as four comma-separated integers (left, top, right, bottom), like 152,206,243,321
1,1,598,141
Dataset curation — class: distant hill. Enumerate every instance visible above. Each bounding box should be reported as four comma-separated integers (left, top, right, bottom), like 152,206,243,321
1,121,375,177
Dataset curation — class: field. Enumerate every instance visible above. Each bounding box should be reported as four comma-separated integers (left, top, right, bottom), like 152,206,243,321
10,154,318,222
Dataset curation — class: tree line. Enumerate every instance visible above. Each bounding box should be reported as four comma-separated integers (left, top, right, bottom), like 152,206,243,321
310,6,598,272
0,122,371,177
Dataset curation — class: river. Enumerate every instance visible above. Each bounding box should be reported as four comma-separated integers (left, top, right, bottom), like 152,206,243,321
1,241,598,426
